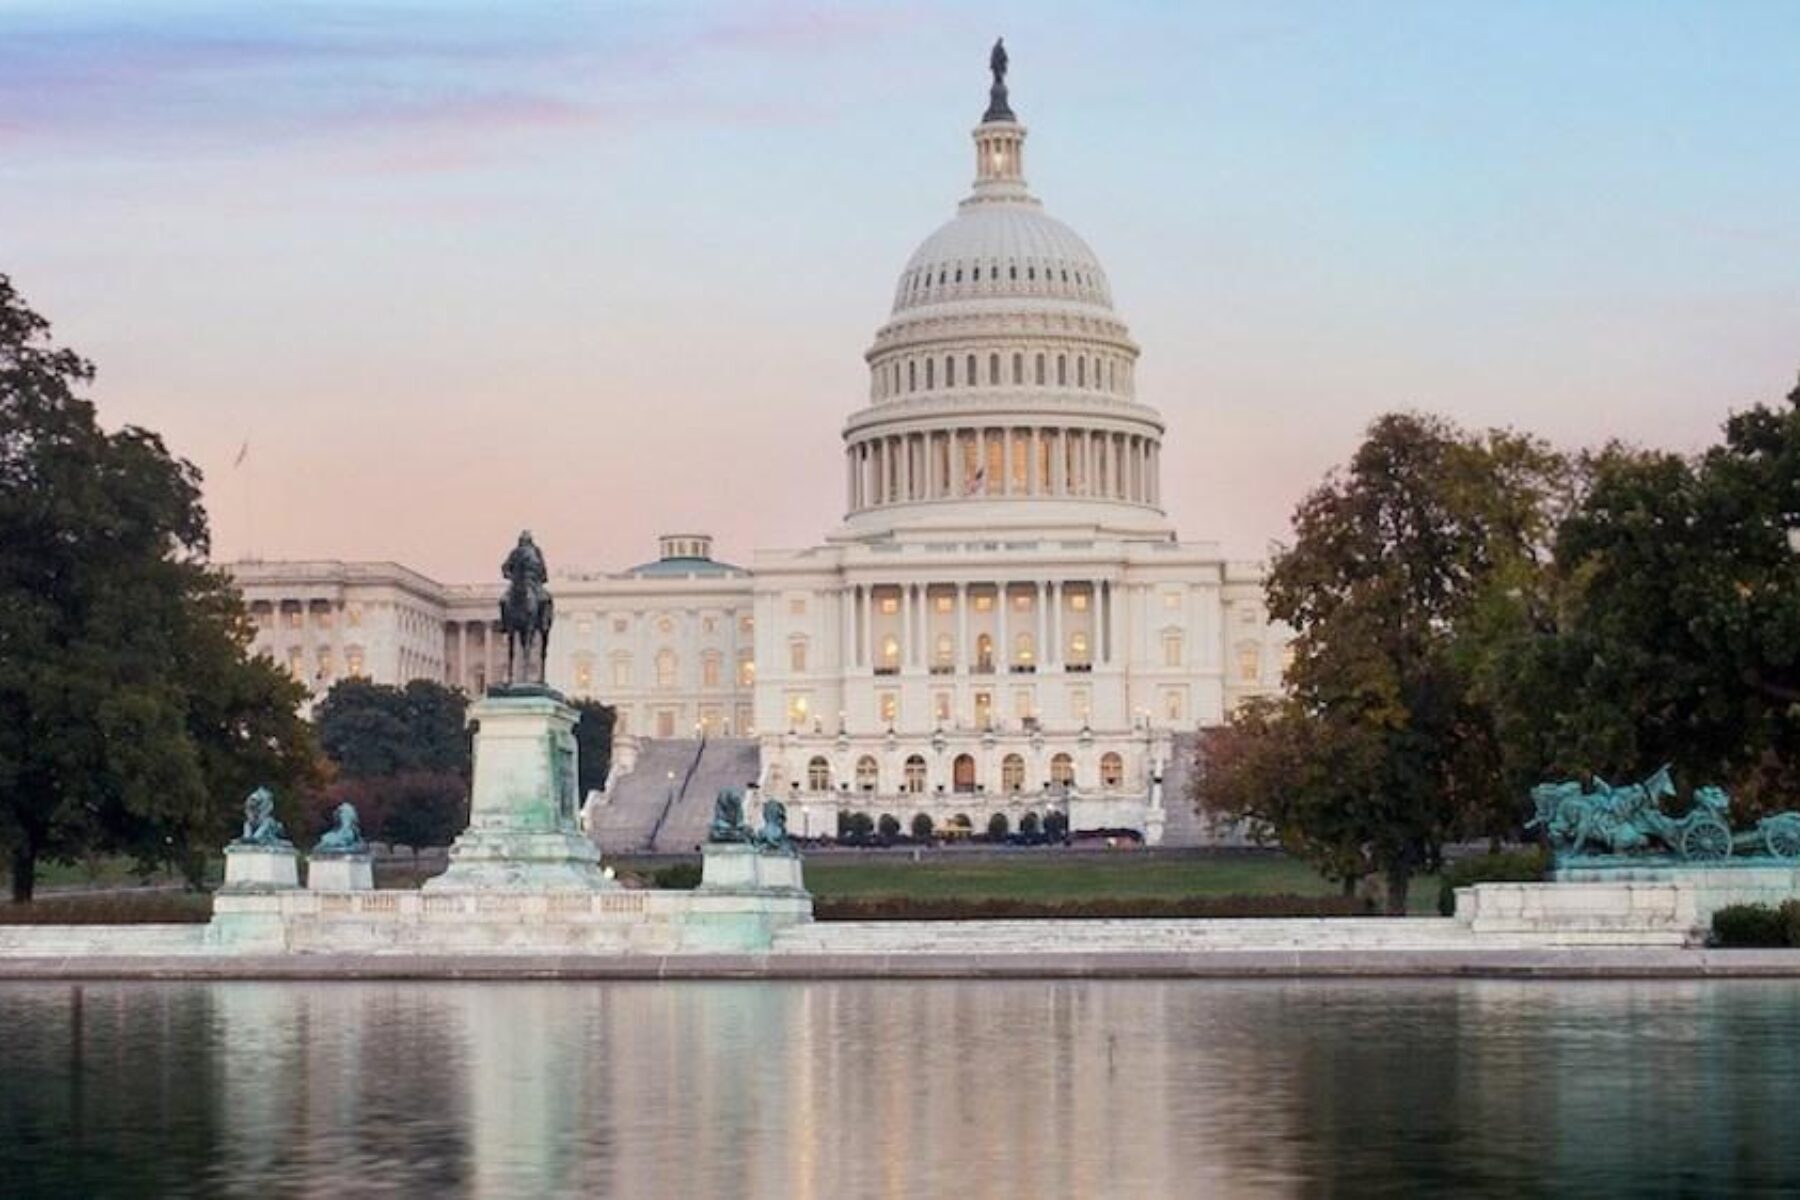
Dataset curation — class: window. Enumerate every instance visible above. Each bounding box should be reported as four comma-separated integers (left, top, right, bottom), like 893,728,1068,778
1237,644,1261,684
975,634,994,672
1035,354,1046,384
988,353,999,384
1014,633,1035,667
316,647,333,681
1071,593,1089,612
935,594,953,613
702,652,721,689
934,691,952,722
787,694,810,726
974,594,993,612
790,639,808,673
1163,632,1184,668
1002,754,1025,792
856,755,879,791
1050,753,1074,786
953,753,977,793
613,657,632,688
1100,752,1124,788
1012,591,1031,611
1077,356,1086,387
1281,643,1298,674
1070,687,1091,723
315,607,333,630
967,354,977,385
925,358,935,389
1012,352,1023,384
574,656,594,692
879,595,898,614
740,615,754,634
576,616,593,637
904,755,927,793
945,356,955,387
345,647,365,677
808,757,831,792
656,710,675,738
737,652,755,687
656,649,677,689
1163,688,1185,722
880,634,900,670
908,360,917,391
702,616,716,634
879,691,898,724
1068,631,1091,665
286,609,303,630
789,597,807,616
934,634,954,669
1057,355,1067,386
1164,591,1182,610
1013,687,1035,719
657,616,674,635
974,691,992,729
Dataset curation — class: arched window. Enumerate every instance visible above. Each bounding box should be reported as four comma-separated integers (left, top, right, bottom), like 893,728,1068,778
1057,355,1067,386
988,353,999,384
701,651,721,688
925,358,935,389
953,753,977,793
1050,753,1074,786
1009,263,1018,280
967,354,977,385
1035,354,1046,385
1077,356,1086,387
655,649,677,689
855,755,879,791
945,355,955,387
975,633,994,672
808,756,831,792
908,360,916,391
1002,753,1025,792
904,754,927,793
1012,352,1023,384
1100,752,1124,788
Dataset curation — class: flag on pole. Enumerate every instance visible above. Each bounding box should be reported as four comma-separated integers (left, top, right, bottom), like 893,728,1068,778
967,465,985,495
233,440,249,468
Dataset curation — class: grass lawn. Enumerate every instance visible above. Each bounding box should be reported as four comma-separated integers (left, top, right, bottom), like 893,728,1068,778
800,853,1343,902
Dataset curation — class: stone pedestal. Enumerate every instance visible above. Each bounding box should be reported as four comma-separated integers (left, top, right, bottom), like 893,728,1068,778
425,689,612,891
222,844,299,891
699,843,807,894
308,853,374,891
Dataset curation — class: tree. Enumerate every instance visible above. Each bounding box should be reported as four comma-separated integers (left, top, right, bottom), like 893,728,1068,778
0,275,318,899
1195,412,1567,912
313,678,469,779
1043,810,1068,840
571,699,616,798
877,813,902,839
1018,810,1041,838
302,771,467,849
1481,379,1800,811
911,812,935,840
986,812,1010,840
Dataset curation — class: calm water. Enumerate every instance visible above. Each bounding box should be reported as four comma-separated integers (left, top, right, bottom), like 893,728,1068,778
1,979,1798,1198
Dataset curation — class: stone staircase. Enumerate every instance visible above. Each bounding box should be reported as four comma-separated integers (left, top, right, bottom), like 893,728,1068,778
588,738,705,853
771,917,1504,956
651,738,761,852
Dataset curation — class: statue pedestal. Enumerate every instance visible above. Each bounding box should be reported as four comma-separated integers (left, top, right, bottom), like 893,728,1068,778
222,844,299,891
308,853,373,891
425,690,612,891
699,843,806,894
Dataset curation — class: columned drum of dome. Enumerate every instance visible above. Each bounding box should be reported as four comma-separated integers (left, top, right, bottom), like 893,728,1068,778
838,57,1167,543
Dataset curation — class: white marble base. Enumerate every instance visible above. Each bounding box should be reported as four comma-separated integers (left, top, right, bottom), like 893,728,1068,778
222,844,299,891
425,690,614,892
1456,881,1699,944
699,843,806,894
308,854,373,891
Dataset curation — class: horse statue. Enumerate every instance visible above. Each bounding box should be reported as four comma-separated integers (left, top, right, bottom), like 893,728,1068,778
315,802,366,855
235,786,290,847
499,530,554,688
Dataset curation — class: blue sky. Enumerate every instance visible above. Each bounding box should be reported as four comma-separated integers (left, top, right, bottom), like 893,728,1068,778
2,1,1795,579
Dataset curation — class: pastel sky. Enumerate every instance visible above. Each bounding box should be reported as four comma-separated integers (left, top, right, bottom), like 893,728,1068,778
4,1,1796,581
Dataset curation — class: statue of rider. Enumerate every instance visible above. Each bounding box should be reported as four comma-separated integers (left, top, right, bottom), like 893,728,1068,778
503,530,548,607
499,530,553,686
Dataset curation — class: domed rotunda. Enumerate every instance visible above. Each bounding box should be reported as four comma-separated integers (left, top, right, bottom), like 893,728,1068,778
840,56,1168,541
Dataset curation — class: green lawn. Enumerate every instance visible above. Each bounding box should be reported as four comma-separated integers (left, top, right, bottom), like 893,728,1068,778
799,853,1345,902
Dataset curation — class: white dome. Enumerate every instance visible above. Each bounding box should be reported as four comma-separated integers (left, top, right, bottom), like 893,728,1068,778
893,204,1115,314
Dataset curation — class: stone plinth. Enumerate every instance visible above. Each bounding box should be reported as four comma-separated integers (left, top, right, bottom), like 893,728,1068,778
308,854,373,891
699,843,806,894
425,689,611,891
1456,881,1699,945
222,844,299,891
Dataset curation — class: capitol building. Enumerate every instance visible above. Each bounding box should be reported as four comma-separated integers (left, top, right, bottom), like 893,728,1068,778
228,56,1291,845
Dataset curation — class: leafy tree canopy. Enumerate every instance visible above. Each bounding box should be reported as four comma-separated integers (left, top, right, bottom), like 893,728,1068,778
313,678,470,779
0,274,318,899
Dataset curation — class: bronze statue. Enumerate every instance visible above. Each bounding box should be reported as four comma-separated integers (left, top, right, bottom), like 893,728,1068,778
315,802,366,854
235,786,290,847
499,530,554,688
984,36,1014,122
709,786,747,843
753,798,795,856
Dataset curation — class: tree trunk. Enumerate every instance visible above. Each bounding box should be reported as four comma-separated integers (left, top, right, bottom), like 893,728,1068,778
1340,875,1358,899
10,841,36,903
1384,865,1410,916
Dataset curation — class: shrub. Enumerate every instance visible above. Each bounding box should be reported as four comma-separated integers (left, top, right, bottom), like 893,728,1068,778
1435,847,1551,916
911,812,935,840
877,814,902,838
651,862,702,890
1043,811,1068,840
987,813,1010,840
1712,903,1792,948
1785,901,1800,947
1019,811,1041,837
814,894,1374,921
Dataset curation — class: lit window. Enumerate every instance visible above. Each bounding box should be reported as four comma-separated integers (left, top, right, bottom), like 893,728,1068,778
1013,687,1034,718
1002,754,1025,792
740,615,754,634
1051,753,1075,786
1164,689,1185,721
880,635,900,668
879,596,899,615
934,692,952,722
1071,687,1091,722
345,647,365,677
1069,632,1090,664
574,657,594,692
738,653,755,687
1237,644,1261,684
935,634,954,667
286,609,303,629
935,595,953,613
808,757,831,791
974,594,993,612
287,646,303,675
1012,592,1031,611
1015,633,1035,666
1071,593,1089,613
879,692,897,724
1164,592,1182,610
787,694,810,726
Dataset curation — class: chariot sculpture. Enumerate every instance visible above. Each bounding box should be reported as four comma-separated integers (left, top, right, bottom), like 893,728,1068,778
1529,766,1800,862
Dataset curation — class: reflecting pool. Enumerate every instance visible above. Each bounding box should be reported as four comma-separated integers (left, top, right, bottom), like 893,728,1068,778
2,979,1798,1197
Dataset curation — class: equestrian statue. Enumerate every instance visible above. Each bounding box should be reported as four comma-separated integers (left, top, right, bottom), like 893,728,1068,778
499,530,554,688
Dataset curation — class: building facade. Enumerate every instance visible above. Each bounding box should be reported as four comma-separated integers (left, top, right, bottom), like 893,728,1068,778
228,64,1291,840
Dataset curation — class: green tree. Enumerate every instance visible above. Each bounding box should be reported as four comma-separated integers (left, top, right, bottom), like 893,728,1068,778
1482,378,1800,810
571,699,616,798
1196,412,1567,912
986,812,1010,839
0,275,317,899
911,812,935,840
313,678,470,779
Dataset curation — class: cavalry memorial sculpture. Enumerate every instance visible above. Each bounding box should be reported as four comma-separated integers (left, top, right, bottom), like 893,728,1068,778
1529,766,1800,863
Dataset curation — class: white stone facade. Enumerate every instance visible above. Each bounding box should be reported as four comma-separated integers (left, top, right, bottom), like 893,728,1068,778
226,70,1292,838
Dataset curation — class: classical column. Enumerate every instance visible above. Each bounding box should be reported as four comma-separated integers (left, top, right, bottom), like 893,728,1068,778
841,587,856,669
900,583,913,668
1046,583,1060,669
956,583,969,672
1100,582,1111,664
1035,581,1047,668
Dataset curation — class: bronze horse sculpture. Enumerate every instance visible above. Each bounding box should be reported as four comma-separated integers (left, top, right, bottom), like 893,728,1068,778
499,531,554,687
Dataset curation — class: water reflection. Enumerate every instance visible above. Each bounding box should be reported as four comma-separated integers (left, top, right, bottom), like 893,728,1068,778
1,979,1798,1197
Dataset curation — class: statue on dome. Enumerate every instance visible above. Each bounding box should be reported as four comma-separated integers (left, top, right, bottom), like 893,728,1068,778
499,530,555,689
984,37,1014,122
